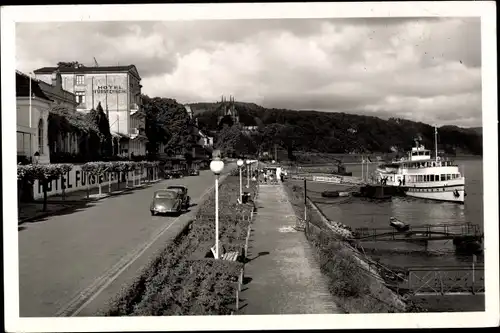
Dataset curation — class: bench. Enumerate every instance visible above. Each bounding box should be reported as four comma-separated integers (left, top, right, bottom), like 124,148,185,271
210,244,239,261
221,251,239,261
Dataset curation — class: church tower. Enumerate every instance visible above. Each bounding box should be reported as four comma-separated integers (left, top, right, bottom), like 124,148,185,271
217,95,239,126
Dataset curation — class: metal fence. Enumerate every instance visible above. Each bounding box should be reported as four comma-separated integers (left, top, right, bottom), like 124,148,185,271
406,265,485,295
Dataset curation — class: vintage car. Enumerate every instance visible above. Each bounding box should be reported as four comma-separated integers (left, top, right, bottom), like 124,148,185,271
150,189,184,216
170,170,185,178
189,169,200,176
165,185,191,210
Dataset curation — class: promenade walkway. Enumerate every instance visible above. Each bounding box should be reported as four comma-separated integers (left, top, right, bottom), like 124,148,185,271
240,184,342,314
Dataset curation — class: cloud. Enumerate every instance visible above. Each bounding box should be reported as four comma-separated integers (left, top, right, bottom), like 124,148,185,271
15,17,482,127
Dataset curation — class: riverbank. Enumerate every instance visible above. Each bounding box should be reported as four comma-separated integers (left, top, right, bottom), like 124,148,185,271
282,151,483,165
285,177,485,312
282,182,413,313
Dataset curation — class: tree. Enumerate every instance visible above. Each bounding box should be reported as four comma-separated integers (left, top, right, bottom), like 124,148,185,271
214,124,256,158
57,61,82,68
86,102,112,157
141,95,202,160
81,162,110,197
18,164,73,211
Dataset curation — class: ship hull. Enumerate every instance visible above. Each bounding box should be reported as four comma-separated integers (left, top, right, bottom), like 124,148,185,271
405,186,465,203
376,177,466,203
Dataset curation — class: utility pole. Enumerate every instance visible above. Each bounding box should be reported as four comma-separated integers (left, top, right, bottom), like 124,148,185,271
435,126,438,161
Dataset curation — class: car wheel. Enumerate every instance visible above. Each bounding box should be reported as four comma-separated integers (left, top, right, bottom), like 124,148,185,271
151,211,156,216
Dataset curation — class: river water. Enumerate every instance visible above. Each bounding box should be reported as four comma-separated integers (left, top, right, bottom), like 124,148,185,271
302,158,484,268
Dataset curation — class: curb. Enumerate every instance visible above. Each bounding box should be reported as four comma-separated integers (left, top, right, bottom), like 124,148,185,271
18,181,161,225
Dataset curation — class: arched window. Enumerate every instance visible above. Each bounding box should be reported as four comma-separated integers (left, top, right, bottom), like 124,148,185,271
38,119,44,154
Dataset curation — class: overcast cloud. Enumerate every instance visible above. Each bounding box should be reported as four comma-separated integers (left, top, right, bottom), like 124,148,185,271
16,17,482,127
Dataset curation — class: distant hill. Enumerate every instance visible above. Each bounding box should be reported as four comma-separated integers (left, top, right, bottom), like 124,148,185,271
469,127,482,135
191,101,483,156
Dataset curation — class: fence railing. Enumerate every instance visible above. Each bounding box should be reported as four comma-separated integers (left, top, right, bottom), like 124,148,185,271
406,265,485,295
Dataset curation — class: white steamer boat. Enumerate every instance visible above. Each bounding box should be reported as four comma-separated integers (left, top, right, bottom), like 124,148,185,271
375,127,466,203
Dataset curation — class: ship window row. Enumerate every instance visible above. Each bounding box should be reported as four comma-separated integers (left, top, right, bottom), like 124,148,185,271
412,151,431,156
412,187,448,192
404,160,454,168
408,173,460,182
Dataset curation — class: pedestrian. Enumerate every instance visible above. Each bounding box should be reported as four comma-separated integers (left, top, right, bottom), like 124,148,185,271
264,173,268,183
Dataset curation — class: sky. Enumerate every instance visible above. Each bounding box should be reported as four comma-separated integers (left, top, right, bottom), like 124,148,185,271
16,17,482,127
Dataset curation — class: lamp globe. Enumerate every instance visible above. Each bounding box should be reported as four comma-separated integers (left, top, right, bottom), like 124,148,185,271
210,158,225,175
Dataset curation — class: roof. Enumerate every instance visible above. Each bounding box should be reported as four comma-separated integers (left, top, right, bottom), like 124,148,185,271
34,64,141,80
37,80,77,106
111,132,130,139
16,72,53,101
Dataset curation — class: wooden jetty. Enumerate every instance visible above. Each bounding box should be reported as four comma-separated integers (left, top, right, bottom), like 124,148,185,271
353,222,483,246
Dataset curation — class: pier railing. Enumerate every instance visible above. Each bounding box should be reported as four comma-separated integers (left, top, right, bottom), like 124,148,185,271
406,265,485,295
353,223,482,242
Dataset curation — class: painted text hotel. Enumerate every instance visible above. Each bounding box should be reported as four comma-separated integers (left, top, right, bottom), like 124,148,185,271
34,63,148,157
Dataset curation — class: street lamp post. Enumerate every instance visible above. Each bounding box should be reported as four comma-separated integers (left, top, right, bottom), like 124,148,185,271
246,160,251,188
237,159,244,203
210,155,225,260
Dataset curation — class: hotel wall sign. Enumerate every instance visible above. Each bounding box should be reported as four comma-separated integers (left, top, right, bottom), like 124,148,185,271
94,85,127,94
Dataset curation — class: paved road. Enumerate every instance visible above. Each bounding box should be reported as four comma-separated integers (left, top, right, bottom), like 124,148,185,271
18,164,235,317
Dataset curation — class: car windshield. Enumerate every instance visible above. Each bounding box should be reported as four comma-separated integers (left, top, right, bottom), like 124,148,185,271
155,191,176,199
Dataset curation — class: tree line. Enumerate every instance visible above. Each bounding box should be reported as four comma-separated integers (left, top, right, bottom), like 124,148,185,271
192,101,483,159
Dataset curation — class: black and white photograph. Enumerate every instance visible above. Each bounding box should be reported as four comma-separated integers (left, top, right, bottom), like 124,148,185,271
2,2,498,332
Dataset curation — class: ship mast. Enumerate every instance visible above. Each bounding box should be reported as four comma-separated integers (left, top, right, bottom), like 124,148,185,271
434,125,438,161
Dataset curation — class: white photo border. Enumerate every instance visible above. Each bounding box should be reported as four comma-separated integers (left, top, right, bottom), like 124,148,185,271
2,2,498,331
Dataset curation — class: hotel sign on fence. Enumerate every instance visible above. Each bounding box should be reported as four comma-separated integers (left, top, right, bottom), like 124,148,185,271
94,85,127,94
33,164,146,199
312,176,342,183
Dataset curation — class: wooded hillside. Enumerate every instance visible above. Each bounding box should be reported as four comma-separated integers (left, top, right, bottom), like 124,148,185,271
191,101,482,156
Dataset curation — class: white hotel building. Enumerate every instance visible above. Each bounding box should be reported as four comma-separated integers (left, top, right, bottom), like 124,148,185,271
34,63,148,157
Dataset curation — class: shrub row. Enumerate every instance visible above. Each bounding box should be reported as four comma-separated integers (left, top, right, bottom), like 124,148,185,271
17,161,160,182
105,174,257,316
49,151,150,164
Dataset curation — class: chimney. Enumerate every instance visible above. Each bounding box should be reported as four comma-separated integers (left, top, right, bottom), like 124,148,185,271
51,70,62,89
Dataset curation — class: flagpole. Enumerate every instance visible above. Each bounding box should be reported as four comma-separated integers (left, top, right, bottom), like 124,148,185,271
361,156,364,182
29,72,32,128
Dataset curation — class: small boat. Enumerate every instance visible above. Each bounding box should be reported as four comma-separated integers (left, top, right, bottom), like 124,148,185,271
390,217,410,232
322,191,339,198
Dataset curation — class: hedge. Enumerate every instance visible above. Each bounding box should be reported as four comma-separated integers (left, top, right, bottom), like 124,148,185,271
105,174,258,316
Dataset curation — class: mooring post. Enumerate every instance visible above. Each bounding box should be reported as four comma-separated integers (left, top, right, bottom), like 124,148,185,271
304,178,309,235
472,254,476,294
235,287,239,312
440,272,444,295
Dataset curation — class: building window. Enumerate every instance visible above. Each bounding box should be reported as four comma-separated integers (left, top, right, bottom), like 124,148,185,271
76,75,85,85
38,119,44,154
17,132,32,156
75,91,85,105
441,174,446,181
